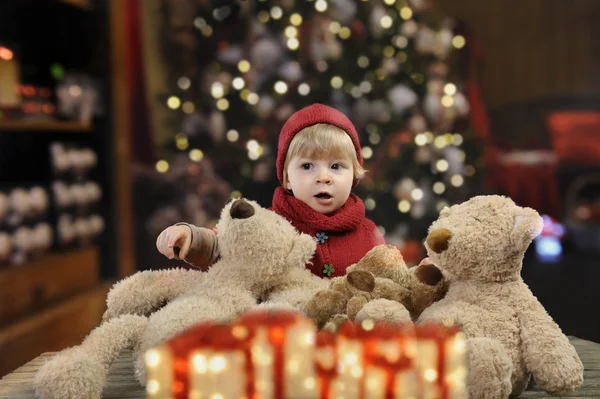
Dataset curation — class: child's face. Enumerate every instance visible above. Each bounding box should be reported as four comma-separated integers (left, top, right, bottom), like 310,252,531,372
285,156,354,214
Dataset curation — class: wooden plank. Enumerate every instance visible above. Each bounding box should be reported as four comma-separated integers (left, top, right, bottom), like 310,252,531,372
0,120,91,132
0,247,99,325
0,337,598,398
0,282,111,377
109,0,136,279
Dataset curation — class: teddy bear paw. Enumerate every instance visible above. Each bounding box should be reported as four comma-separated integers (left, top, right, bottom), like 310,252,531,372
355,298,412,324
34,348,106,399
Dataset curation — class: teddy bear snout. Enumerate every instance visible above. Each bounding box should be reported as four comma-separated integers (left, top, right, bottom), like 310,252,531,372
230,199,255,219
426,228,452,253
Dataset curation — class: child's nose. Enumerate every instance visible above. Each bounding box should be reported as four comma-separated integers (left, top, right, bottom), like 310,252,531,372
316,170,332,184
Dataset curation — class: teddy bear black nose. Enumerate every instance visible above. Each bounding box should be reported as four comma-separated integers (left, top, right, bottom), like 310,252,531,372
230,199,255,219
426,228,452,253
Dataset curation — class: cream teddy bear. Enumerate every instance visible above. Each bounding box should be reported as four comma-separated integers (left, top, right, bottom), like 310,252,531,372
34,198,328,399
417,195,583,398
306,244,448,330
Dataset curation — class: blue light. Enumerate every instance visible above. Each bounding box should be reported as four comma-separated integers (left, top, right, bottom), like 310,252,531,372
535,236,563,262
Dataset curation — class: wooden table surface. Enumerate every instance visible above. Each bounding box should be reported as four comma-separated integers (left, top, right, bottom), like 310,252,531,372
1,337,598,398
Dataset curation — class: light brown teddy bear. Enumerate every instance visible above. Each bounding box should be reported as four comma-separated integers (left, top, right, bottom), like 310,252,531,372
418,195,583,398
305,244,448,329
34,198,328,399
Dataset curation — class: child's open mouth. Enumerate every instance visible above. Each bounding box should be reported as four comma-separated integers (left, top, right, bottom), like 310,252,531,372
315,192,333,205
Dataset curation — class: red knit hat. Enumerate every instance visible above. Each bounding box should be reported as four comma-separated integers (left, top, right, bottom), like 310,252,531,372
276,103,363,186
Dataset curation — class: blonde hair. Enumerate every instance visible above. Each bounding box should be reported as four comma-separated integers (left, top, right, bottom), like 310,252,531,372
282,123,366,187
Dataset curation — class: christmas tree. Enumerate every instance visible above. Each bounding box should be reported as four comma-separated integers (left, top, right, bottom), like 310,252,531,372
156,0,481,264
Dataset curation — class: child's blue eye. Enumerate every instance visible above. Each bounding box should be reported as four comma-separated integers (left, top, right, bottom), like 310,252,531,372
301,163,313,170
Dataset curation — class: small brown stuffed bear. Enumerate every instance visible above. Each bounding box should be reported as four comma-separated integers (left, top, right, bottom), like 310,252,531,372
305,244,447,329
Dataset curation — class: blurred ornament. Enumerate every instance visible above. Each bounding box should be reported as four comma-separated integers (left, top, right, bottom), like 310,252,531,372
370,100,391,124
257,95,276,119
428,62,449,77
182,112,206,136
399,239,426,266
352,98,371,127
415,146,433,164
310,20,342,61
253,161,271,182
0,232,12,262
401,20,418,37
81,148,98,169
279,61,303,82
393,178,416,200
408,0,433,12
52,181,72,208
217,71,233,88
423,93,441,123
250,38,284,71
71,184,88,207
408,114,427,133
29,186,48,215
443,146,465,175
453,92,470,116
415,26,437,55
50,143,70,173
74,217,91,240
0,192,8,223
68,149,86,173
13,226,33,254
382,57,399,75
209,111,226,142
330,0,357,24
427,78,444,95
280,0,295,10
369,5,387,38
58,214,75,244
55,73,99,123
217,44,244,65
276,103,296,121
388,85,417,114
33,223,53,252
84,181,103,203
437,27,454,58
410,200,427,219
10,188,30,216
351,20,365,39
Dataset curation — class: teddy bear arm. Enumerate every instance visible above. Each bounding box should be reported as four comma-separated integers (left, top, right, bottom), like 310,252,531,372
417,299,476,331
104,269,204,321
264,285,325,312
517,296,583,394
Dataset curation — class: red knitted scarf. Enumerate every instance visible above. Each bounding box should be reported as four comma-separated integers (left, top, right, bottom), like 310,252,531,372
271,187,365,233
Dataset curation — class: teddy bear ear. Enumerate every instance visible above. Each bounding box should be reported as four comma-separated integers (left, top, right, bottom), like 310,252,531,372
510,207,543,251
286,233,317,268
439,206,451,218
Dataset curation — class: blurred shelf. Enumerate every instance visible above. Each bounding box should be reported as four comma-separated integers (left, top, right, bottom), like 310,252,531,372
0,281,111,377
0,120,92,132
56,0,93,10
0,246,99,326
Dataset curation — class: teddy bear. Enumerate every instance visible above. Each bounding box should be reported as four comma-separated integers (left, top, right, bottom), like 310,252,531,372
34,198,329,399
417,195,583,398
305,244,448,330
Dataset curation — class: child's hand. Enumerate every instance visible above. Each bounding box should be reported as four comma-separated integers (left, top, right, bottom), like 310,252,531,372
156,225,192,260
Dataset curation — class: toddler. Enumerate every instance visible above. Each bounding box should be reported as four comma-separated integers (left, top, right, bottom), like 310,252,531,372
156,104,385,278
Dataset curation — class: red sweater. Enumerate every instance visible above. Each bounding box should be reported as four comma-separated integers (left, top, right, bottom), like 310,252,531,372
271,187,385,278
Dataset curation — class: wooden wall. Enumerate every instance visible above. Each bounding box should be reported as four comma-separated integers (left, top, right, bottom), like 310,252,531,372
436,0,600,109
